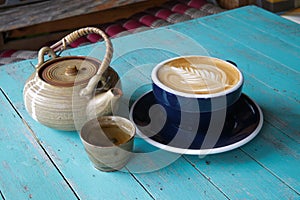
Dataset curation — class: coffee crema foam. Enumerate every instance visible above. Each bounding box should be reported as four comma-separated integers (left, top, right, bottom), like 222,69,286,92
157,58,240,94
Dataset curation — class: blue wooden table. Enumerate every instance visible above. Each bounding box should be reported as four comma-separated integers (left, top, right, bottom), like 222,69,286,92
0,6,299,199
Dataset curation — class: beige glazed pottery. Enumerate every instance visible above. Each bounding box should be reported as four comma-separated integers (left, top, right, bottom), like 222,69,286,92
23,27,121,131
80,116,135,172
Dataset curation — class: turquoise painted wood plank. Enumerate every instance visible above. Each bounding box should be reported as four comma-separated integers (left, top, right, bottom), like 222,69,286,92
23,128,152,200
185,148,299,199
0,91,77,200
241,123,300,192
58,43,102,58
243,75,300,143
113,28,212,59
229,6,300,47
0,63,152,200
199,12,300,72
127,138,227,200
130,127,295,200
113,48,177,73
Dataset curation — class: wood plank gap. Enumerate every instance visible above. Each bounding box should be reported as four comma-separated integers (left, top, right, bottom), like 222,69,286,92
116,56,152,80
246,71,300,104
0,190,5,200
182,156,230,200
0,88,81,200
0,88,22,119
29,61,37,69
240,148,300,196
125,168,155,200
21,121,81,200
264,118,300,144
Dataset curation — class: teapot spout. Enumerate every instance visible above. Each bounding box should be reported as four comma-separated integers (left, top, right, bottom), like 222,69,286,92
86,88,122,119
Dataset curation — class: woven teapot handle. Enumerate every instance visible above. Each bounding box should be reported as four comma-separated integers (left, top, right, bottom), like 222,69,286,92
50,27,113,97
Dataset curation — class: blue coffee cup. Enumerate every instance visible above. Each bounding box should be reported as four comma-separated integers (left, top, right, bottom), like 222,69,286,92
151,56,243,126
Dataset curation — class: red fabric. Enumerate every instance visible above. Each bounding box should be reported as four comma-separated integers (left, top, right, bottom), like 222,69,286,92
147,8,175,19
0,50,17,57
171,4,190,14
123,19,144,30
105,24,127,37
86,33,102,43
186,0,207,9
155,9,174,19
138,15,161,26
69,37,90,48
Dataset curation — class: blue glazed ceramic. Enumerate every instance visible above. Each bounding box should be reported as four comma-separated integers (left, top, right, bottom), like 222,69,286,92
151,56,244,118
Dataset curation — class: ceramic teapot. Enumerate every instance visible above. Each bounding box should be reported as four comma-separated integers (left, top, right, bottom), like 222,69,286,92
23,27,121,131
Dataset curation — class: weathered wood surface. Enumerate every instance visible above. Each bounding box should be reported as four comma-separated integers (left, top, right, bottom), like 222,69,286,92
0,6,299,199
0,0,168,50
0,0,148,32
0,88,77,199
4,0,169,39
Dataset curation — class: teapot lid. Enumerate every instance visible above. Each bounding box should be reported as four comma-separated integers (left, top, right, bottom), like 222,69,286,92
39,56,99,87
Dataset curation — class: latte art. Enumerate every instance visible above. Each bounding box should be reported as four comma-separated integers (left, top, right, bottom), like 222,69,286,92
157,58,240,94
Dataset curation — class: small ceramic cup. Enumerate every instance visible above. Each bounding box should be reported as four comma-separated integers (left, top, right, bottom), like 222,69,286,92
80,116,135,172
151,56,243,128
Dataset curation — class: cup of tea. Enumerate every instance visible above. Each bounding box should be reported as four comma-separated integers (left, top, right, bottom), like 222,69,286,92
80,116,135,172
151,56,243,127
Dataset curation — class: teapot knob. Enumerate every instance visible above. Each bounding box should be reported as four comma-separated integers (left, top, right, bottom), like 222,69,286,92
65,65,78,76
